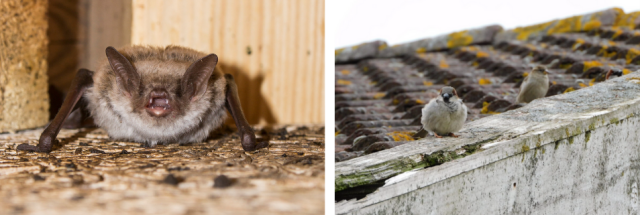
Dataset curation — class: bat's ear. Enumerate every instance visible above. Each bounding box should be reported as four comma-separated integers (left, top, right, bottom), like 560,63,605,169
182,54,218,101
105,46,140,97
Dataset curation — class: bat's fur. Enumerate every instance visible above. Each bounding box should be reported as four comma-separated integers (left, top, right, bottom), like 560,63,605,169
421,86,468,136
516,66,549,104
86,45,228,146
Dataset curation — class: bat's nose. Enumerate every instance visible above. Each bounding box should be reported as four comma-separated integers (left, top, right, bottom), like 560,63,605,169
145,89,172,117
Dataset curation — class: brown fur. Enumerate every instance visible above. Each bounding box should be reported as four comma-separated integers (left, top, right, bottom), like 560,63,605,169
85,45,228,146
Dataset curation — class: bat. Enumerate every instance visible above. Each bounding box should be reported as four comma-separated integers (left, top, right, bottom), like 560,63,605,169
17,45,264,152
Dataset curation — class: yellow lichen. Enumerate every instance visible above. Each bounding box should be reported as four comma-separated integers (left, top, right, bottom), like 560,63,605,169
423,81,433,86
626,49,640,64
351,45,360,50
341,70,350,75
589,78,596,86
547,16,582,35
478,78,492,85
552,81,557,85
480,102,498,114
583,61,603,72
583,20,602,31
416,47,427,54
447,30,474,48
415,99,425,105
439,59,449,68
335,48,345,56
387,131,415,141
615,11,640,29
393,99,399,105
476,51,489,58
335,131,340,136
472,62,479,67
623,69,631,75
611,27,624,39
578,82,587,88
378,43,388,51
559,64,572,69
512,21,554,40
337,79,352,85
564,87,575,93
523,72,529,77
603,50,617,58
373,93,386,99
362,66,369,72
369,81,377,85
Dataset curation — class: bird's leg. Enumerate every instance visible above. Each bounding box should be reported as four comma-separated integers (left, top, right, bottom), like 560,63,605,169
449,133,460,138
224,74,265,152
434,133,444,138
17,69,94,153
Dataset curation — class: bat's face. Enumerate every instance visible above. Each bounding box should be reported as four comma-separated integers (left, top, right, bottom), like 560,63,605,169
130,71,186,120
104,47,222,127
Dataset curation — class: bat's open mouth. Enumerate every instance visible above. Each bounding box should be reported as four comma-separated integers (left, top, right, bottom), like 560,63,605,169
146,96,171,117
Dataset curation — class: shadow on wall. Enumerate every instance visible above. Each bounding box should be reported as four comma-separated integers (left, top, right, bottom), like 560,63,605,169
220,63,277,125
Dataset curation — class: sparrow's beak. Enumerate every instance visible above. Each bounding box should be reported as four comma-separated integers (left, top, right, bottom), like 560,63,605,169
442,93,452,102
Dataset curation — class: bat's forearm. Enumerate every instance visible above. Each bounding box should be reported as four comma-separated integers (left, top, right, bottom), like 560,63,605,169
223,73,261,151
17,69,94,153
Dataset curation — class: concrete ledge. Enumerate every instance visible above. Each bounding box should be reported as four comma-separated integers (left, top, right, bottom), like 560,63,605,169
337,71,640,213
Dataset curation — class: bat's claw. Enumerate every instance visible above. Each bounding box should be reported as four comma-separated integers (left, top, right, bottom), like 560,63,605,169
449,133,460,138
240,130,268,151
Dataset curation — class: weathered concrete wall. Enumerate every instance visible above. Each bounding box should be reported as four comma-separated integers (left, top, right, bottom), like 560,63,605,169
336,72,640,214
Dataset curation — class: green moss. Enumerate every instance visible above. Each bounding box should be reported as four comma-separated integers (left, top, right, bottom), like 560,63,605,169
335,157,427,191
335,135,498,191
610,117,619,125
589,122,596,130
555,140,560,150
574,126,582,136
568,136,575,144
565,128,570,137
585,130,591,143
522,144,530,152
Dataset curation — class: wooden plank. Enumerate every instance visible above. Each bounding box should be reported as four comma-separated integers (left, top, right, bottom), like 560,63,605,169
130,0,324,124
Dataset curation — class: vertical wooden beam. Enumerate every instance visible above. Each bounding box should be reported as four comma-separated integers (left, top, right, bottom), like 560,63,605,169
0,0,50,132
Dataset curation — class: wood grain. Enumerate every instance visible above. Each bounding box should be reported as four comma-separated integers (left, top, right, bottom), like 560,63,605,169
47,0,323,125
130,0,325,124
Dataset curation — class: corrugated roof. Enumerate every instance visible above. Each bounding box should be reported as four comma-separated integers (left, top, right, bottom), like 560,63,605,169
336,7,640,163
